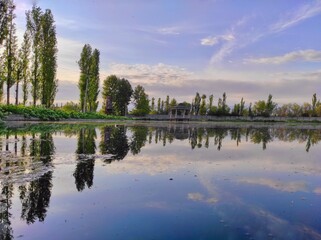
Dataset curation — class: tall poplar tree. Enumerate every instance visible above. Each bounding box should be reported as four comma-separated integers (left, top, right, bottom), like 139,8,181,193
26,5,42,106
78,44,100,112
20,31,30,105
78,44,92,112
40,9,57,107
88,49,100,112
2,0,17,105
0,0,10,46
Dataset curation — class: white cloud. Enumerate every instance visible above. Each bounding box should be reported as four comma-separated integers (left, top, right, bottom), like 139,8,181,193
246,50,321,64
157,27,180,35
270,0,321,33
106,62,193,86
209,16,249,63
200,34,234,46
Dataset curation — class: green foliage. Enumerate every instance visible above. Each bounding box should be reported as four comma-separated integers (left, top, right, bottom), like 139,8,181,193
0,0,11,46
102,75,133,116
78,44,100,112
199,94,207,115
0,104,129,121
61,101,80,112
40,9,58,108
2,0,17,105
131,85,150,116
253,94,277,117
27,5,42,106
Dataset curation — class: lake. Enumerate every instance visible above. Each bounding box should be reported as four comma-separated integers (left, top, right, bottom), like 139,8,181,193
1,122,321,240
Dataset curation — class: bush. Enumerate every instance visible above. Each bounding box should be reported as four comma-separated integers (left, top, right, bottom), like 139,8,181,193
0,104,130,121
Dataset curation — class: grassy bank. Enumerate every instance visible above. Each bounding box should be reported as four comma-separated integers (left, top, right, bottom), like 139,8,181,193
0,104,129,121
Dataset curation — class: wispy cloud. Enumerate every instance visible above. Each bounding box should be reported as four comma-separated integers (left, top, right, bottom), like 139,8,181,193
270,0,321,33
246,49,321,64
209,17,249,64
157,27,180,35
107,63,193,86
200,34,234,46
209,1,321,64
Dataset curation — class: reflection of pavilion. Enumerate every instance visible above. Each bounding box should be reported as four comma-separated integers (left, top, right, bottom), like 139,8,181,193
168,124,190,140
169,103,191,121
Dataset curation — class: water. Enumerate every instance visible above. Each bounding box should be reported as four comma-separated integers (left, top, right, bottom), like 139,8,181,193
1,122,321,240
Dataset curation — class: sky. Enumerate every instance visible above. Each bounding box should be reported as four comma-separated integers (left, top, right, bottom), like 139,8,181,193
13,0,321,106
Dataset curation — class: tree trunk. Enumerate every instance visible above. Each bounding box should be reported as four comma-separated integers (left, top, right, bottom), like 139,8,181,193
15,79,19,105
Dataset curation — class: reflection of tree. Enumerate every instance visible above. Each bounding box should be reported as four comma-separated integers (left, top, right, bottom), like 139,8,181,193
99,126,129,163
129,126,149,155
230,129,241,146
210,128,228,151
250,128,273,150
0,184,14,240
74,128,96,192
20,172,53,224
305,130,321,152
20,133,55,224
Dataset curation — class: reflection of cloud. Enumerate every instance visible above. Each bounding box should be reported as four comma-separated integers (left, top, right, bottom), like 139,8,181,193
206,198,218,204
187,192,218,204
187,192,204,201
238,178,308,192
102,153,186,176
313,187,321,195
145,201,170,210
246,50,321,64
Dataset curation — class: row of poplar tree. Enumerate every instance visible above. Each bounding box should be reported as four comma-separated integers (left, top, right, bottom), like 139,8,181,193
78,44,150,115
0,0,58,107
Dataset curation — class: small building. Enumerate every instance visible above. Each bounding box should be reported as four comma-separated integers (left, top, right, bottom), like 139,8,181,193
169,103,191,121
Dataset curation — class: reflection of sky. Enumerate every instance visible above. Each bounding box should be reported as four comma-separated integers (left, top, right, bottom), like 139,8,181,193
1,126,321,239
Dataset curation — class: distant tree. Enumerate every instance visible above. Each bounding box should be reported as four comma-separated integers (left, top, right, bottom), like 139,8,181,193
164,95,169,114
102,75,132,116
199,94,207,115
217,92,230,116
161,100,164,113
157,97,161,113
301,102,312,117
132,85,150,116
253,100,266,116
151,97,155,111
194,92,201,115
253,94,277,117
209,94,214,109
169,98,177,108
312,93,317,112
240,97,245,116
265,94,277,116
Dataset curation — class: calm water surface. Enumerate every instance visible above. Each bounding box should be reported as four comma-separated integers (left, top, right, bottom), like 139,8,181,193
1,122,321,240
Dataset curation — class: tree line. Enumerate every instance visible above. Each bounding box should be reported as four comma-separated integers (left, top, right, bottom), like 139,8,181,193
0,0,58,107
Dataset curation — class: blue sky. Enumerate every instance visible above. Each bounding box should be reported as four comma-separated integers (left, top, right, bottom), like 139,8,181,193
14,0,321,106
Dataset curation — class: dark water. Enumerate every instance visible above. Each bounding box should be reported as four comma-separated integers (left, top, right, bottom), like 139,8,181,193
1,122,321,240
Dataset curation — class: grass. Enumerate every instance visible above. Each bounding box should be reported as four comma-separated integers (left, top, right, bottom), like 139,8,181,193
0,104,130,121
